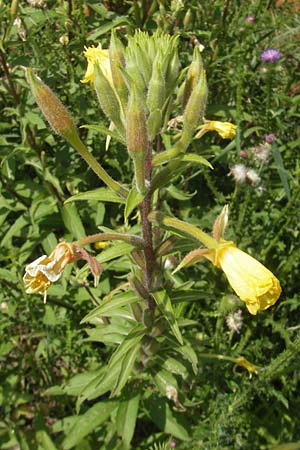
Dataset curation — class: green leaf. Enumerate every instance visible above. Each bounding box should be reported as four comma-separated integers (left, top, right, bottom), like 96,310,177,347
151,289,183,345
145,395,190,441
62,400,117,450
87,17,129,40
166,184,197,201
64,187,125,205
124,186,145,221
63,368,105,396
111,343,142,397
179,153,213,169
80,291,141,324
80,124,126,145
36,431,58,450
116,392,140,448
272,144,291,200
61,203,86,240
152,368,179,397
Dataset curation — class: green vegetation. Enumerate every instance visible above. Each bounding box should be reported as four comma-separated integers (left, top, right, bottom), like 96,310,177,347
0,1,300,449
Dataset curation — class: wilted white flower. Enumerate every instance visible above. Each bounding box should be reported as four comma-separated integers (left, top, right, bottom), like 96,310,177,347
27,0,45,7
226,309,243,334
59,34,69,46
246,168,261,185
252,144,270,163
166,385,178,403
229,164,248,183
13,18,26,41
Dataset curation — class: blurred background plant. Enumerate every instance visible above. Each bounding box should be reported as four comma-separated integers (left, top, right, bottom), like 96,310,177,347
0,0,300,449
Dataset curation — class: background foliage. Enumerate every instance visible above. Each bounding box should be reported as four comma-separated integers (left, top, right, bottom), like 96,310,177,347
1,0,300,449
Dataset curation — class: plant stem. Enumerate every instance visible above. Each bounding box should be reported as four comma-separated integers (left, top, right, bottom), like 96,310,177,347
69,135,129,199
139,146,156,310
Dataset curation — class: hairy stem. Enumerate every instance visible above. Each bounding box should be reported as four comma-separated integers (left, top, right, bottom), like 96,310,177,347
139,146,156,310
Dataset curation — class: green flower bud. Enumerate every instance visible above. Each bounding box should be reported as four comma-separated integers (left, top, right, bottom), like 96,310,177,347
182,46,203,108
182,68,207,141
26,68,77,143
10,0,18,18
109,31,128,109
126,85,148,194
93,63,124,133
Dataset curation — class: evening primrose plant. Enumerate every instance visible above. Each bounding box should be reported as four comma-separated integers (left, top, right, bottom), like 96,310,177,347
24,30,281,447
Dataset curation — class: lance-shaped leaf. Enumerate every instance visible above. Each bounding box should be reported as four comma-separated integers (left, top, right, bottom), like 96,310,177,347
152,289,183,345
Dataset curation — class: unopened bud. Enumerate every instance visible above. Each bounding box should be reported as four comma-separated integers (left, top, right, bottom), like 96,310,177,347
94,64,124,132
10,0,18,18
182,46,203,108
109,31,128,108
182,68,207,141
126,85,148,193
26,68,78,143
146,61,165,140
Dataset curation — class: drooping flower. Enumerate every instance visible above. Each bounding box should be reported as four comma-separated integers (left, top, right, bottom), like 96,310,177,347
212,241,281,315
23,241,103,301
196,120,237,139
23,242,75,302
81,44,112,86
173,206,281,315
260,48,282,63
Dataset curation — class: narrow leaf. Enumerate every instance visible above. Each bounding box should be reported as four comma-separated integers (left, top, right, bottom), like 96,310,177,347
62,400,117,450
152,289,183,345
124,187,145,220
80,124,126,144
272,143,291,200
116,393,140,448
64,187,125,204
61,203,86,240
80,291,140,324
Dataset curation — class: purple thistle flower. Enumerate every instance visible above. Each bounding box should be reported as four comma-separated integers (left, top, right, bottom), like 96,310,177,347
246,15,254,23
261,48,282,63
170,442,177,449
265,133,276,144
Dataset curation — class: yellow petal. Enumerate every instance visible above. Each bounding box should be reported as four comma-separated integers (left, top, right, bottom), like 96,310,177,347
216,243,281,315
195,120,237,139
81,45,112,86
23,242,74,297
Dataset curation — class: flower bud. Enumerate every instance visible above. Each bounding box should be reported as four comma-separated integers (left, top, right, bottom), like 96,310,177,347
182,68,207,141
93,63,124,132
126,85,148,193
147,58,166,115
146,58,165,140
182,46,203,108
109,31,128,108
26,68,78,143
10,0,18,18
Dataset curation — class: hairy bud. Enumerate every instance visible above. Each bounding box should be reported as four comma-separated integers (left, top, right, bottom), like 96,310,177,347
126,85,148,193
26,68,77,142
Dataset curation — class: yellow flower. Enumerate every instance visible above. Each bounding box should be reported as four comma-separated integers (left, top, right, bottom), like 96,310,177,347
81,44,112,86
213,241,281,315
195,120,237,139
235,357,258,377
23,242,74,301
